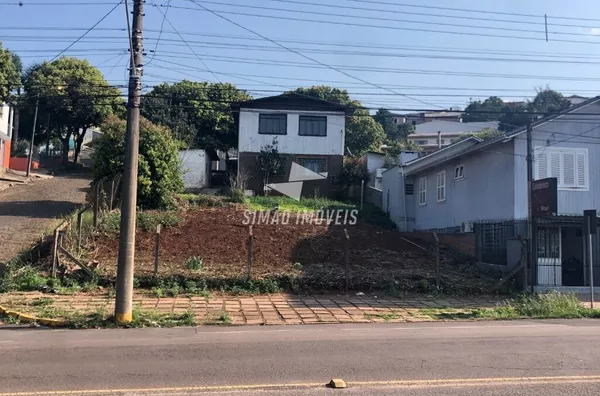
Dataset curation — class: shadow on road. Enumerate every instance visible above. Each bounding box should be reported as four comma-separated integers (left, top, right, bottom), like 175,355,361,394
0,200,81,218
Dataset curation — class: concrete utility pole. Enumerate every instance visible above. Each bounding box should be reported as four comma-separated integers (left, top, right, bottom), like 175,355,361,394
115,0,144,324
525,122,533,291
26,95,39,177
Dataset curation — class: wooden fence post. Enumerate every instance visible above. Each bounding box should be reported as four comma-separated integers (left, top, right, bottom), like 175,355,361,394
51,228,60,278
344,228,350,291
433,232,440,290
93,182,100,227
247,225,253,280
153,224,162,277
109,178,115,211
77,211,84,255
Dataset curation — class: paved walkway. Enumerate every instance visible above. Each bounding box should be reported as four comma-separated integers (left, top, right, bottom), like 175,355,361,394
0,293,504,325
0,169,91,263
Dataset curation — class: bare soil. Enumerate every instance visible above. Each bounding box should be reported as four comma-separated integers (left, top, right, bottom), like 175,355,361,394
91,206,498,294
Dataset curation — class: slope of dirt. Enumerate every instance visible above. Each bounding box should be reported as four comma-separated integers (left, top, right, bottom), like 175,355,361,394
92,207,498,293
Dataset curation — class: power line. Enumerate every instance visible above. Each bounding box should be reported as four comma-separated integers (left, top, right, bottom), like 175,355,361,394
49,1,123,61
181,0,593,38
162,3,600,46
146,0,171,66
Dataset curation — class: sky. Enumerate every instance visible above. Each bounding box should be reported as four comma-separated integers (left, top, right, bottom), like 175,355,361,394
2,0,600,111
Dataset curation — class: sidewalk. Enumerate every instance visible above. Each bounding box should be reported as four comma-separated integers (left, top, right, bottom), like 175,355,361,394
0,292,504,325
0,168,91,263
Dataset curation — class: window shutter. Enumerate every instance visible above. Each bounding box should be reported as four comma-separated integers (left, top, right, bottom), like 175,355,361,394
577,152,587,188
549,152,561,180
562,152,576,187
537,151,548,179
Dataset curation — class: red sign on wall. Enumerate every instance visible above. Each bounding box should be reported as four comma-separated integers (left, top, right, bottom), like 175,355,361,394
531,177,558,217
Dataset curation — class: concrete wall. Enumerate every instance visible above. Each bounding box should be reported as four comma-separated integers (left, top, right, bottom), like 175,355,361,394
412,141,516,230
238,109,345,155
179,149,210,191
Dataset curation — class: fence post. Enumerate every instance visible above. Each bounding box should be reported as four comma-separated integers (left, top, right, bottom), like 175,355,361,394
344,228,350,291
360,180,365,210
51,228,60,278
93,182,100,227
247,225,253,280
433,232,440,290
109,178,115,211
153,224,161,277
77,211,84,255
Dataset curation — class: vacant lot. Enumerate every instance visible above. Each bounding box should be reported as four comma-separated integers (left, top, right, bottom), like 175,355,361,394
90,204,498,294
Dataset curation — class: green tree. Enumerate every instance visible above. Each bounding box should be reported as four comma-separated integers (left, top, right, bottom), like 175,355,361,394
373,108,414,141
463,96,505,122
256,138,285,194
142,81,251,151
23,57,122,164
291,86,385,156
92,115,184,209
0,43,20,103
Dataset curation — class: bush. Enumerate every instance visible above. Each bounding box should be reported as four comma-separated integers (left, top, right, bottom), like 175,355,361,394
92,115,184,209
229,188,245,203
185,256,204,271
99,210,181,234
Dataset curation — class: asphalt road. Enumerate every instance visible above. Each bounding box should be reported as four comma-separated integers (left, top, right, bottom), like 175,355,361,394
1,320,600,395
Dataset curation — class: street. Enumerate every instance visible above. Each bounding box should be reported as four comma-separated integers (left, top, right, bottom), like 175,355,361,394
1,320,600,395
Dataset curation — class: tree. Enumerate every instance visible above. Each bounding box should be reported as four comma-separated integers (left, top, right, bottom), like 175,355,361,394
339,156,369,190
93,115,184,209
256,138,285,194
457,127,503,142
22,57,122,164
463,96,505,122
142,81,251,151
0,43,19,103
373,108,414,141
291,86,385,156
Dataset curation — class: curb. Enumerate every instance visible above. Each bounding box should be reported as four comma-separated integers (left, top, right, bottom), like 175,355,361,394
0,304,69,328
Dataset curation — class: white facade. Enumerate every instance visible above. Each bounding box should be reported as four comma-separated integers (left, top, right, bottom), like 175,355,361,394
179,149,211,191
238,109,345,155
0,103,12,140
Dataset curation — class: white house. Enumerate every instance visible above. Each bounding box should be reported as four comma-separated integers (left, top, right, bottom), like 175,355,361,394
232,93,349,197
0,103,14,174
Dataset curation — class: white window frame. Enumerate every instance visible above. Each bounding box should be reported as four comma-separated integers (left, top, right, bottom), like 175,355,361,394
418,176,427,206
454,164,465,181
437,171,446,202
534,147,589,191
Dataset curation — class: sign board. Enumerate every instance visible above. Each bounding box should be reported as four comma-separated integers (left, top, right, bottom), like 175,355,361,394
531,177,558,217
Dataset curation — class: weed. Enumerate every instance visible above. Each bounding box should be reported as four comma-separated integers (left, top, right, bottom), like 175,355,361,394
151,287,164,298
292,262,303,271
417,279,430,293
107,286,116,298
30,297,54,307
180,194,226,207
205,310,232,325
167,284,181,297
99,210,182,234
228,188,246,203
185,256,205,271
364,311,400,321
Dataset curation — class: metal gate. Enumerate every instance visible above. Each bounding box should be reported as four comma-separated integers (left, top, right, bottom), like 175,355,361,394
536,225,562,286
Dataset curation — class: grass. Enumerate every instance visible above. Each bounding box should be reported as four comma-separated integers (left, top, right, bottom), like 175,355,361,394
204,310,232,325
99,210,182,234
364,311,401,321
185,256,205,271
179,194,226,207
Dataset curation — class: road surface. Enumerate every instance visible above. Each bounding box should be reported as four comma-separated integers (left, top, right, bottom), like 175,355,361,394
1,320,600,395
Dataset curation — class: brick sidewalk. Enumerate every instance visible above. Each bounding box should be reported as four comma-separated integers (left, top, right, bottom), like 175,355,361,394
0,293,504,325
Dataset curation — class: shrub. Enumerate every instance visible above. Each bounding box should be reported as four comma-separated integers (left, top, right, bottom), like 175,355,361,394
229,188,245,203
92,115,184,209
185,256,204,271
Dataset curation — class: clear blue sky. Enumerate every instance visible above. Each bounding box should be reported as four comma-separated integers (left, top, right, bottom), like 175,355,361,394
2,0,600,110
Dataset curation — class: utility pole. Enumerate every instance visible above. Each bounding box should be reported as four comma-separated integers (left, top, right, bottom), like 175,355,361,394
26,95,39,177
525,122,533,292
115,0,144,324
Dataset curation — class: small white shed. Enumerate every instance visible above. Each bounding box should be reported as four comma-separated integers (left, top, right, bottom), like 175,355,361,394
179,149,212,192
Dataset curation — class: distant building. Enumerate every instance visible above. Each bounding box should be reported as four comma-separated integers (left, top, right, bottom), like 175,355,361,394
391,110,463,126
407,120,499,154
0,103,14,174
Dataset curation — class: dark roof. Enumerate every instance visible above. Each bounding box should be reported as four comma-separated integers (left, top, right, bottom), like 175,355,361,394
231,93,350,113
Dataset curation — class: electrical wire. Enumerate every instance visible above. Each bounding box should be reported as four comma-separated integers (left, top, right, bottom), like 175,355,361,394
146,0,171,66
49,1,123,62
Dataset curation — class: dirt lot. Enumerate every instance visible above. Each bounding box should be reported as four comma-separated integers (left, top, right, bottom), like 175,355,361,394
91,206,498,293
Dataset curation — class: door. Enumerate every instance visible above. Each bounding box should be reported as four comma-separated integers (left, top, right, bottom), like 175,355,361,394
536,226,562,286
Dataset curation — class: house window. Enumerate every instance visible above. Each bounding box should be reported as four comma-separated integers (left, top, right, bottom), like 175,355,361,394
405,183,414,195
454,165,465,180
259,114,287,135
418,177,427,205
298,158,327,173
535,147,588,190
437,171,446,202
298,116,327,136
416,140,428,145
